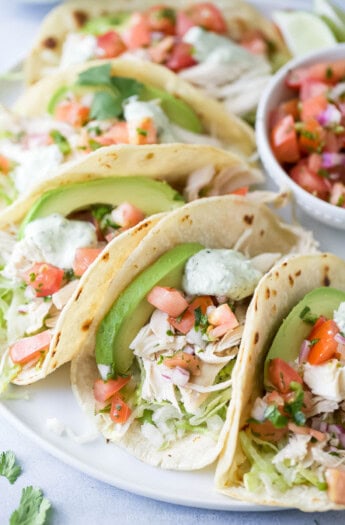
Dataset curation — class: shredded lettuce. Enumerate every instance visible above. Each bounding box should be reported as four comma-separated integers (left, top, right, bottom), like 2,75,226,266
0,359,20,395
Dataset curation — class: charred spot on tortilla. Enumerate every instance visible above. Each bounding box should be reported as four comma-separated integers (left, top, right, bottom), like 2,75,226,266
181,214,191,223
254,297,258,311
243,214,254,225
101,252,110,261
265,288,270,299
288,275,294,287
272,304,277,313
136,222,151,233
254,332,259,344
82,320,92,331
42,37,57,49
73,10,89,27
55,332,61,346
260,229,265,237
323,265,330,286
274,271,279,279
272,289,277,297
145,153,154,160
282,262,288,267
75,288,82,301
295,270,302,277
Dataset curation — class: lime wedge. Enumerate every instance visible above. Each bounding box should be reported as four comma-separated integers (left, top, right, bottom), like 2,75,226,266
273,11,337,56
314,0,345,41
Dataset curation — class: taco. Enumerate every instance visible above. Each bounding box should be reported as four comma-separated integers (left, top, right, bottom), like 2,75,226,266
216,253,345,511
0,144,257,389
0,59,255,210
70,196,316,471
24,0,290,119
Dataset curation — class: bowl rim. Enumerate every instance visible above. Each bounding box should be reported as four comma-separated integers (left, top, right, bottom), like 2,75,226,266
256,43,345,224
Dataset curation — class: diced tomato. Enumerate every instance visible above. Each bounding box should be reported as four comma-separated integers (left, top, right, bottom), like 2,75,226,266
10,330,52,365
23,262,64,297
97,122,130,146
96,31,126,59
307,153,322,173
268,358,302,394
55,101,90,127
147,5,176,35
147,286,188,317
208,304,239,329
300,80,329,102
166,42,197,72
298,119,325,154
176,11,195,37
287,422,326,441
128,117,157,145
271,115,300,164
324,130,342,153
272,99,300,129
168,309,195,334
189,295,214,314
290,160,331,200
0,155,10,175
122,13,150,50
231,186,249,196
301,94,328,123
163,351,201,375
326,468,345,505
148,36,174,64
264,390,284,406
73,248,103,277
307,319,339,365
111,202,145,229
286,67,309,89
186,3,227,33
110,395,132,424
307,316,326,340
249,420,288,442
240,30,267,56
307,61,345,84
93,377,130,403
208,322,238,339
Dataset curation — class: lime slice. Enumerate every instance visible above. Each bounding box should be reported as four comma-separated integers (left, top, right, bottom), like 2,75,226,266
314,0,345,41
273,11,337,57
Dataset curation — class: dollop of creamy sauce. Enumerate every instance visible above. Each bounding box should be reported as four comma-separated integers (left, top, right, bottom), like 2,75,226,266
182,249,263,300
21,213,97,269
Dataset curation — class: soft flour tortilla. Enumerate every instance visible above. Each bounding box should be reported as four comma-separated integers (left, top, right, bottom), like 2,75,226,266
25,0,289,85
70,195,316,471
16,58,255,159
215,253,345,511
1,143,259,385
0,143,262,229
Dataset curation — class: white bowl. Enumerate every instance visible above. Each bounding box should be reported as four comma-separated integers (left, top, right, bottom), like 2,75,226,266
256,44,345,230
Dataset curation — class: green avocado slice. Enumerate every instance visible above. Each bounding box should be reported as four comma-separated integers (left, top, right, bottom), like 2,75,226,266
81,13,131,36
19,177,184,238
263,287,345,387
95,243,204,375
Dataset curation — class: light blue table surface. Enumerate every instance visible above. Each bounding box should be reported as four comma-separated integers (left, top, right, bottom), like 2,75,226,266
1,2,345,524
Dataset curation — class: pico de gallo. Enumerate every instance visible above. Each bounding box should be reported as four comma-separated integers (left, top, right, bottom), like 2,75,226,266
240,295,345,505
55,3,285,117
0,199,148,389
270,59,345,208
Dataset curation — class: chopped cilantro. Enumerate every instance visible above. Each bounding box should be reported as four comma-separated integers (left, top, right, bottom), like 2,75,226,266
264,404,288,429
63,268,76,281
337,195,345,207
49,130,71,155
299,305,318,325
92,204,112,222
98,404,111,414
156,7,176,23
10,486,51,525
88,139,102,151
309,338,320,347
136,127,148,137
194,306,208,333
166,330,173,336
326,66,333,79
317,168,330,179
29,272,36,282
284,382,306,426
0,451,21,484
157,355,164,365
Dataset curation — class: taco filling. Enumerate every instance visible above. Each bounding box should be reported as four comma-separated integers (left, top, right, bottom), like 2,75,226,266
239,287,345,506
92,246,280,449
0,175,184,388
0,61,223,208
56,2,283,117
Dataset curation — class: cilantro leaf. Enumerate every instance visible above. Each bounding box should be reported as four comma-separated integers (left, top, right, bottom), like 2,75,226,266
110,77,143,98
77,63,113,87
264,404,288,429
284,381,306,426
90,91,122,120
194,306,208,332
0,451,21,484
299,305,319,325
10,486,51,525
49,130,71,155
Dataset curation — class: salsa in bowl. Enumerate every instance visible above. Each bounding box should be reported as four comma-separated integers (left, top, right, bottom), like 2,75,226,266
256,44,345,229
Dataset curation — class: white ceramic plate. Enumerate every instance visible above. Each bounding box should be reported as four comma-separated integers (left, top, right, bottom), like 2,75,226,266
1,0,345,513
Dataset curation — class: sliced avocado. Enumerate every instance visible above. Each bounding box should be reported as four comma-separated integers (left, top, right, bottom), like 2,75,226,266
264,287,345,386
140,84,204,134
47,85,116,115
95,243,204,374
19,177,184,238
81,13,131,36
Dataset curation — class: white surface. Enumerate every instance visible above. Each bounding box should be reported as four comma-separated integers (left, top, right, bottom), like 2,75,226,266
0,0,345,523
257,43,345,229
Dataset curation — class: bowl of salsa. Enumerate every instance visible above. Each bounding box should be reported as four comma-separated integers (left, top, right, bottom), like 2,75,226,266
256,44,345,229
